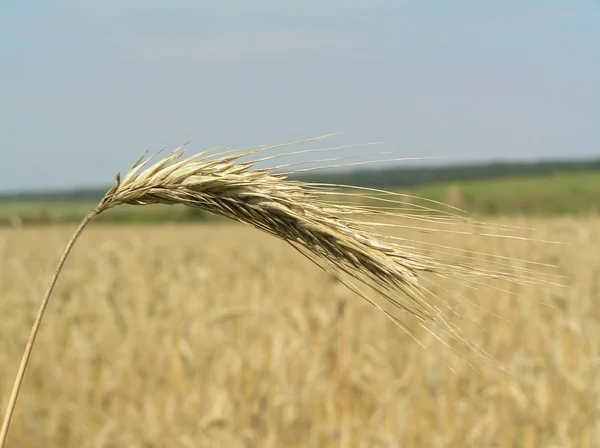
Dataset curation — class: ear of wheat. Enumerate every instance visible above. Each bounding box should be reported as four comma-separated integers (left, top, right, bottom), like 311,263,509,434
0,135,559,446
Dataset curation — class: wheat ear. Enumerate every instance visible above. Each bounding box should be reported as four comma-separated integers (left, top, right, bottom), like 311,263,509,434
0,136,556,446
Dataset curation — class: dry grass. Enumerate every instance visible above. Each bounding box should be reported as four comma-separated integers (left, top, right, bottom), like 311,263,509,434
1,217,599,447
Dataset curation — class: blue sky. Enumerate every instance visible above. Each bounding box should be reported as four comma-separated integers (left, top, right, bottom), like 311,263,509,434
1,1,598,191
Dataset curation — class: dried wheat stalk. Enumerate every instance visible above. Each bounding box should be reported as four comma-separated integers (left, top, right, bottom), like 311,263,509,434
0,135,558,446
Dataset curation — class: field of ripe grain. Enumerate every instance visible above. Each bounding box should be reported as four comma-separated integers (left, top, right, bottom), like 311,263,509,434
1,219,599,447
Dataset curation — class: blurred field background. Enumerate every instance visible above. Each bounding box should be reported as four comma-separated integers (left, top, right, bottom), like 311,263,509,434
1,163,600,447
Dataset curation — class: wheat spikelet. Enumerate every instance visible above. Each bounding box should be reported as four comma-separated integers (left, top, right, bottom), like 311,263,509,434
1,134,560,445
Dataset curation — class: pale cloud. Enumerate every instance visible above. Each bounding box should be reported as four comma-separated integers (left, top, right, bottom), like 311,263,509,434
2,1,358,64
56,0,400,12
116,29,346,64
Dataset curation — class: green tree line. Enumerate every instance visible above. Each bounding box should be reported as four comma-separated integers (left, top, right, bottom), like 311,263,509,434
1,157,600,202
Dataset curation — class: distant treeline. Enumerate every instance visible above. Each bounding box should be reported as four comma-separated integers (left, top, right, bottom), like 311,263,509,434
2,157,600,201
297,158,600,188
0,187,107,203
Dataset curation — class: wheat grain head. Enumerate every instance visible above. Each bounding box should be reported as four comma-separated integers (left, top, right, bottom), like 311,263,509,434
96,135,560,369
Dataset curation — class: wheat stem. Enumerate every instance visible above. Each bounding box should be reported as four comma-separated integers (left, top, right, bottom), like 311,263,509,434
0,208,100,447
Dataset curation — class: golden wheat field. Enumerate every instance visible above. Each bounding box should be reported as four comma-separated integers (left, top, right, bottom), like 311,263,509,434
1,217,599,447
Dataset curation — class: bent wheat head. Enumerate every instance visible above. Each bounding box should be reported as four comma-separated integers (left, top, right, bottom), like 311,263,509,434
99,136,555,364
